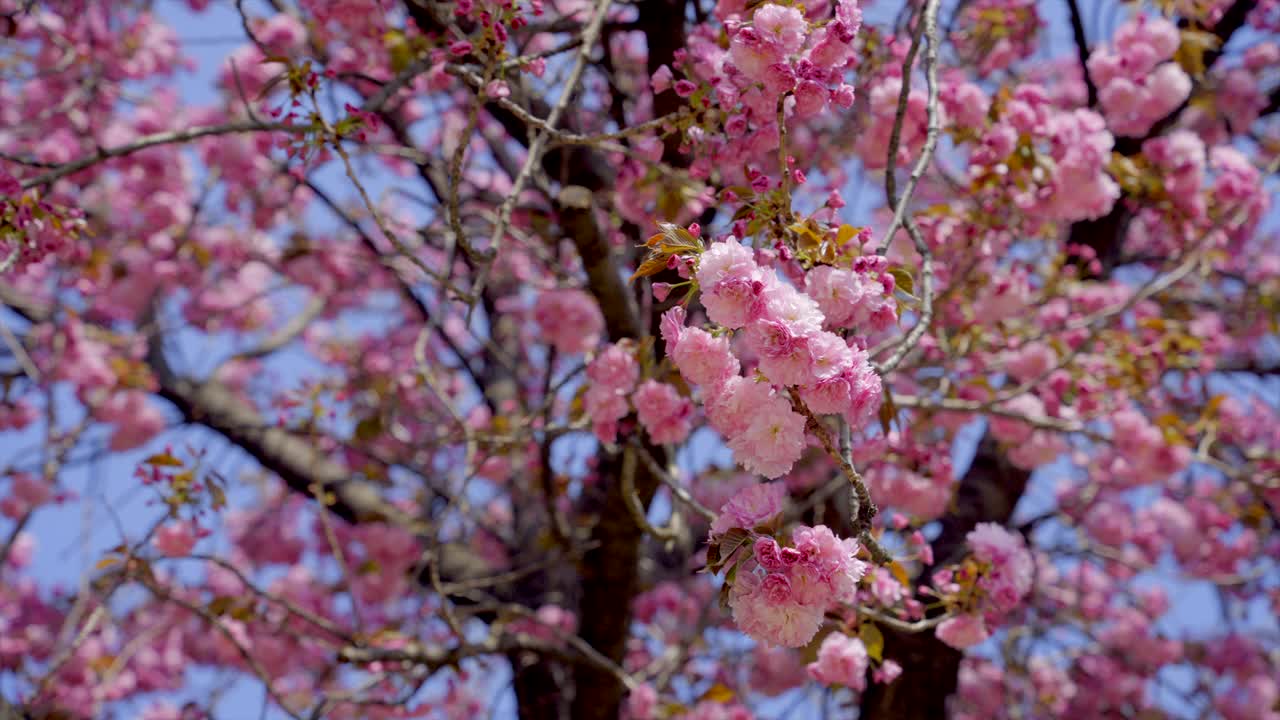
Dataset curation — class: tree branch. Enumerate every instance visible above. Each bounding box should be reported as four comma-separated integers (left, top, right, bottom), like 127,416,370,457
19,121,301,190
874,0,940,376
1065,0,1098,107
472,0,615,310
145,334,414,528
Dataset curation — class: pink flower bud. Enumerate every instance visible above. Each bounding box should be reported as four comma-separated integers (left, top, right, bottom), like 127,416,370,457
762,572,792,603
651,64,673,93
755,537,786,571
485,80,510,99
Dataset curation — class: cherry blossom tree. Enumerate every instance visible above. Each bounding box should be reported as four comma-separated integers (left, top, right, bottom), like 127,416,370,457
1,0,1278,718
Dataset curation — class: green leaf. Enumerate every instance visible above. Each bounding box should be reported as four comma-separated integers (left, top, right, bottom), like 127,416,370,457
384,29,414,73
652,222,703,254
888,266,915,297
859,623,885,663
1174,28,1220,79
704,540,722,572
715,528,751,571
230,602,257,621
629,253,671,282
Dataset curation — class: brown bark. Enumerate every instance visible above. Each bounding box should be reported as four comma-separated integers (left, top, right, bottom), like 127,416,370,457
560,184,662,720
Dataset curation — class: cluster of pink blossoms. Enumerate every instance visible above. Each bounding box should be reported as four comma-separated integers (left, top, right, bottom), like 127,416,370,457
1205,634,1280,720
584,343,640,442
1091,406,1192,489
864,433,956,520
584,342,693,445
153,520,204,558
806,632,902,688
856,72,932,171
0,398,37,432
729,527,868,647
951,0,1041,75
660,0,863,183
0,473,54,520
1088,16,1192,137
857,61,989,171
808,633,866,689
934,523,1034,649
534,288,606,355
1199,44,1276,142
633,380,694,445
722,1,861,115
705,483,867,647
1143,130,1209,223
627,685,753,720
0,180,88,274
659,238,883,476
954,655,1077,719
709,481,786,536
971,84,1119,223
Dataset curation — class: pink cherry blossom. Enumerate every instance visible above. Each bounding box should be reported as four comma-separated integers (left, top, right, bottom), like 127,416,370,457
710,482,785,536
534,288,605,354
807,632,869,690
936,614,991,649
696,239,764,329
153,521,198,558
728,570,825,647
634,380,694,445
966,522,1033,615
727,403,807,478
671,326,740,386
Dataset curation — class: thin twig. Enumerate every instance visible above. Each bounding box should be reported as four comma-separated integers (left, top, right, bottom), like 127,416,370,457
227,295,325,363
499,604,639,691
0,315,39,380
186,554,351,641
147,580,309,720
629,439,716,522
859,605,949,633
469,0,615,316
1065,0,1098,107
879,9,927,223
891,394,1100,438
874,0,941,376
876,0,942,252
786,389,891,565
622,446,680,540
312,483,367,637
986,235,1212,405
414,326,479,476
443,57,495,274
20,121,301,190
